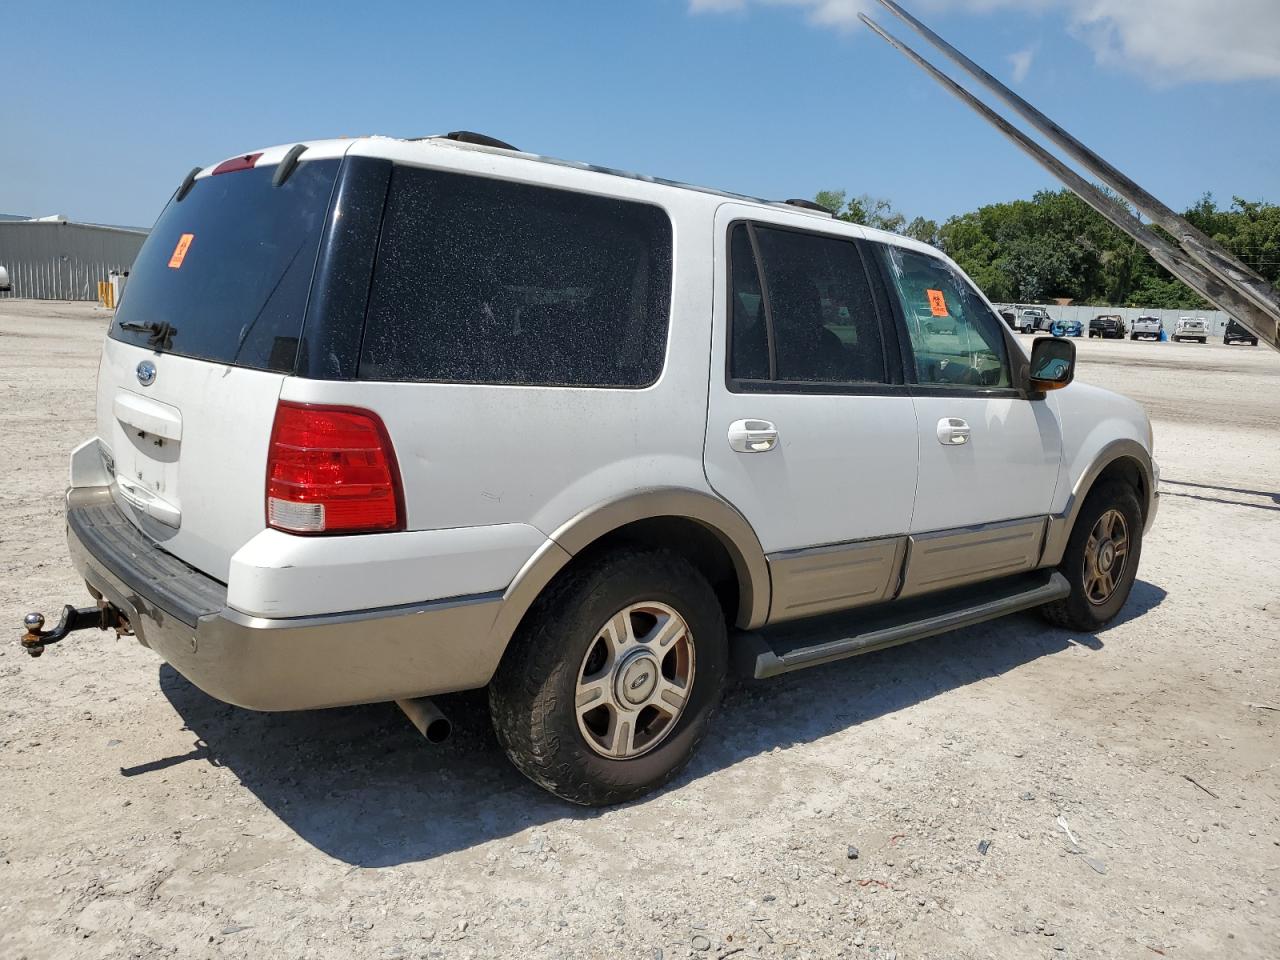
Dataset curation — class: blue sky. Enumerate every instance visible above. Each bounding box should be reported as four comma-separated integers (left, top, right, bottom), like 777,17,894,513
3,0,1277,228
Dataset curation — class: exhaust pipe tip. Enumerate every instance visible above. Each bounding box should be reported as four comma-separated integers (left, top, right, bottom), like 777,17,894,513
395,697,452,745
423,715,452,744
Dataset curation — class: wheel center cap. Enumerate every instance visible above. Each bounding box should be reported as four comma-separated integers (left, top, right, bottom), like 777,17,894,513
1097,540,1116,572
617,653,658,707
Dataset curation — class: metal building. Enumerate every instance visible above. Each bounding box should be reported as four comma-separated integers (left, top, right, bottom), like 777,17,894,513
0,217,148,301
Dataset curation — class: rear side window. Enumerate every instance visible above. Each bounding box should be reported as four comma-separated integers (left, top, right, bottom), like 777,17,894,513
881,245,1011,389
728,222,888,388
359,166,673,386
111,160,340,373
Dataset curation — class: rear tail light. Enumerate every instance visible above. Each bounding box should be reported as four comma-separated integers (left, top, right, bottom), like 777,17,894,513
266,402,404,535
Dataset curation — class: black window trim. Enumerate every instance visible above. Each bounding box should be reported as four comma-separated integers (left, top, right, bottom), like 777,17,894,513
724,218,906,397
867,239,1034,401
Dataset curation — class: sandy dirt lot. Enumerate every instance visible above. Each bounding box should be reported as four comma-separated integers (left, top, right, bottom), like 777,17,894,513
2,301,1277,960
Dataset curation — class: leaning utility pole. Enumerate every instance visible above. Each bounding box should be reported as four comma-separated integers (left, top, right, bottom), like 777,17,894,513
861,0,1280,353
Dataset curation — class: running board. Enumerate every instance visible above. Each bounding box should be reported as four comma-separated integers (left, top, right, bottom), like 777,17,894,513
736,570,1070,680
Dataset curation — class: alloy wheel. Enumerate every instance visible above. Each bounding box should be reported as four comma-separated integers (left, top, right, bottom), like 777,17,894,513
1083,508,1130,605
574,601,695,759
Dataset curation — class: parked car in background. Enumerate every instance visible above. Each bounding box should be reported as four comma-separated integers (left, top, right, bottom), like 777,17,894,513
1018,307,1051,333
1051,318,1084,338
0,265,11,292
1131,316,1163,341
1223,318,1259,346
1173,318,1208,343
1089,315,1126,339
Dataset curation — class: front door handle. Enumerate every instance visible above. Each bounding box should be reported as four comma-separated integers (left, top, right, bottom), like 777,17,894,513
728,419,779,453
936,417,971,446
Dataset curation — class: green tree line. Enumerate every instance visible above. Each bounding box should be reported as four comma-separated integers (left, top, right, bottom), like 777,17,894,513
814,188,1280,308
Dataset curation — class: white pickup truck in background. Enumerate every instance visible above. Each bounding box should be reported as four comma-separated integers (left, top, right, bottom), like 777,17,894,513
1173,317,1209,343
1131,316,1164,341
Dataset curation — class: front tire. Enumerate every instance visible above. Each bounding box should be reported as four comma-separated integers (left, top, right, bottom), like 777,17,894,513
1041,481,1143,632
490,548,729,805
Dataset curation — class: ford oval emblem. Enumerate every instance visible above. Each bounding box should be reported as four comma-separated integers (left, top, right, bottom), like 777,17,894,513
136,360,156,387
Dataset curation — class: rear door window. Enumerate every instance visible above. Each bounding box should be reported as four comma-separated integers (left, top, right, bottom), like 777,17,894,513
110,159,340,373
359,166,673,387
881,245,1011,389
728,222,888,389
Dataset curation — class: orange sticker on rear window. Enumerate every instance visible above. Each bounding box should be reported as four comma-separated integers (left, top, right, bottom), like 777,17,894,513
168,233,194,269
926,288,948,317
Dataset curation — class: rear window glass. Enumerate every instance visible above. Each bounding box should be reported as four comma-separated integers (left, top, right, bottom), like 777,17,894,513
359,165,673,386
110,159,339,372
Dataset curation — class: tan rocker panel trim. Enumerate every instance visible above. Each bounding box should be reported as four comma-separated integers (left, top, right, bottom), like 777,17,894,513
899,517,1048,599
767,536,907,623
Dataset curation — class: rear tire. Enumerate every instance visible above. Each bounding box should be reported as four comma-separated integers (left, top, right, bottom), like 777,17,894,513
1041,481,1143,632
490,548,728,806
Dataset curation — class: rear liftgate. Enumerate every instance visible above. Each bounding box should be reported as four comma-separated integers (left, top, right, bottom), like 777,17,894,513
861,0,1280,354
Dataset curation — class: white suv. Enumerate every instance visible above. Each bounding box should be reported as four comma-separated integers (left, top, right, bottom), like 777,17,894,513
24,134,1158,805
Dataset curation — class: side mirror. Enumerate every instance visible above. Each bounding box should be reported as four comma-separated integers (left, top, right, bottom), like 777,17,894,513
1028,336,1075,393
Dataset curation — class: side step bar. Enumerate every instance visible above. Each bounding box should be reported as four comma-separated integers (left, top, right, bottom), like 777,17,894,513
736,570,1070,680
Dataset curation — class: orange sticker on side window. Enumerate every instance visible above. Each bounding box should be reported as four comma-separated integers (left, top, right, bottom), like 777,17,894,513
926,288,948,317
167,233,194,269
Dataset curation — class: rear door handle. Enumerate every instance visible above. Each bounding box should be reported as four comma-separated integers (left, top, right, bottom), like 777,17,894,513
936,417,971,446
728,419,779,453
116,477,182,527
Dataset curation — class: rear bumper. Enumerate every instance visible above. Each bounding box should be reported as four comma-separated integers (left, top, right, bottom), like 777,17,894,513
66,487,506,710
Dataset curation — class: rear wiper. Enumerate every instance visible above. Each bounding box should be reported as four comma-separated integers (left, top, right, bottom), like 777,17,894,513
119,320,177,351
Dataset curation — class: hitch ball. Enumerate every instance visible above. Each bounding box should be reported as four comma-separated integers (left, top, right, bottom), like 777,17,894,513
22,613,47,657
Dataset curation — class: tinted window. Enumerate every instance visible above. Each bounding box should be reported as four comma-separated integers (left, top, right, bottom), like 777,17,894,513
728,224,770,380
360,166,672,386
111,160,339,373
882,245,1011,388
728,223,887,386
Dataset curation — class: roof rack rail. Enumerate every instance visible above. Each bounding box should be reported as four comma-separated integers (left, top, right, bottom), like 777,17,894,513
443,131,519,151
783,199,834,215
860,0,1280,354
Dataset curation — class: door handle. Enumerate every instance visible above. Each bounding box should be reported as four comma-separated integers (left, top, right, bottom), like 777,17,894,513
936,417,971,446
728,419,779,453
115,477,182,527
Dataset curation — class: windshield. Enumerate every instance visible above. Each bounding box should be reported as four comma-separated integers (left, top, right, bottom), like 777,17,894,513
111,159,340,372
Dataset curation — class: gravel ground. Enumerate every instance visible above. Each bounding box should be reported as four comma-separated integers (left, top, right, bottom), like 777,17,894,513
2,301,1278,960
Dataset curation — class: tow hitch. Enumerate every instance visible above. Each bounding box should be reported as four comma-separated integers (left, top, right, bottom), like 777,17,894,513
20,603,131,657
